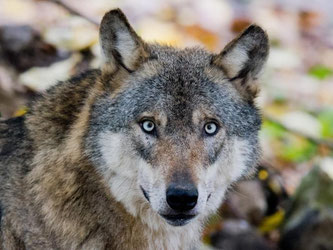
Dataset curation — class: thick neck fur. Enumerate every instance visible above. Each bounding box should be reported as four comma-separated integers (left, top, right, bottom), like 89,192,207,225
23,69,204,249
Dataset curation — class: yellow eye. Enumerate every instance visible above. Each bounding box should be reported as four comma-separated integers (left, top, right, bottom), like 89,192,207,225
204,122,218,136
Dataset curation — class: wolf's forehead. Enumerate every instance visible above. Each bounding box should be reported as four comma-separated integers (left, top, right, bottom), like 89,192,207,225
125,48,233,118
151,46,212,67
141,50,218,98
101,48,261,137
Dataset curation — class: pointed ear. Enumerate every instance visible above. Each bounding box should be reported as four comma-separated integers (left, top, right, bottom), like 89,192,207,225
212,25,269,100
99,9,149,74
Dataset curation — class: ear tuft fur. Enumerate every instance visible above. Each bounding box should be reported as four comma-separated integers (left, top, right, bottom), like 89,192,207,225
213,25,269,100
99,9,149,74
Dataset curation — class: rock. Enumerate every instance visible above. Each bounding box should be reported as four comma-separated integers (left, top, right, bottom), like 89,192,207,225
210,219,273,250
43,16,98,51
279,165,333,250
279,111,322,139
0,25,69,72
226,180,267,225
19,53,82,91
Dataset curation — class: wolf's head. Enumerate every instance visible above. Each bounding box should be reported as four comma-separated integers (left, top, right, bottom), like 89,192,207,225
86,9,268,227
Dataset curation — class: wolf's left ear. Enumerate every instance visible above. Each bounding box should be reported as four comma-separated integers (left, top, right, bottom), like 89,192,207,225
99,9,149,74
212,25,269,100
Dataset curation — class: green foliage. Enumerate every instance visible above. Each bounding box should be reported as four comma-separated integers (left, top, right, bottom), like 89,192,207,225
280,137,317,162
261,120,318,162
308,65,333,80
318,109,333,139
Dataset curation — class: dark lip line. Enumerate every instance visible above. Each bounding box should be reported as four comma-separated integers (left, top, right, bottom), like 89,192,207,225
160,214,196,221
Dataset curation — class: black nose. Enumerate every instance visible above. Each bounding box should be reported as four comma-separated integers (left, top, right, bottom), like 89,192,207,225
166,185,198,211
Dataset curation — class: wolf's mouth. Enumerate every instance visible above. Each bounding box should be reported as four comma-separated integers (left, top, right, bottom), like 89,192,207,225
160,214,196,226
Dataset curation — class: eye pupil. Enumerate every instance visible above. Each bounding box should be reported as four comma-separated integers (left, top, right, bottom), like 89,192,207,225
142,120,155,133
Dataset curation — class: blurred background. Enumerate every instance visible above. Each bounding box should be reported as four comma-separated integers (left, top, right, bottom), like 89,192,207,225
0,0,332,249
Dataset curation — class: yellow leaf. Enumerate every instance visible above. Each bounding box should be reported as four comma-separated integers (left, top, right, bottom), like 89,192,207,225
14,107,28,117
184,25,219,51
258,169,269,181
259,209,285,233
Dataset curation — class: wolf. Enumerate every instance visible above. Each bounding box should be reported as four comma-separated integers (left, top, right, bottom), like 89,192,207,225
0,9,269,250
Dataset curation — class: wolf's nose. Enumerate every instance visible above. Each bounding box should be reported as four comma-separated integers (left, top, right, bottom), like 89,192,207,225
166,185,198,211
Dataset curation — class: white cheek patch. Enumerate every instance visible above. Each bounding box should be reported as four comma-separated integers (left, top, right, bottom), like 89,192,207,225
201,137,252,214
137,161,167,214
215,137,251,184
98,131,137,178
229,137,251,181
98,131,147,216
201,159,228,215
98,131,168,218
195,182,208,214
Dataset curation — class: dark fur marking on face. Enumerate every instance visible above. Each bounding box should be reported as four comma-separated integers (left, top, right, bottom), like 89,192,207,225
140,186,150,202
207,139,225,166
134,142,153,163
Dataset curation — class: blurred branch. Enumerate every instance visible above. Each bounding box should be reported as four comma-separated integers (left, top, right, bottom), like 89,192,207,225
42,0,99,26
264,113,333,149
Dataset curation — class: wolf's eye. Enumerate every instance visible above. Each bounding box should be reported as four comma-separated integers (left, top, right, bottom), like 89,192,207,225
204,122,218,136
141,120,156,134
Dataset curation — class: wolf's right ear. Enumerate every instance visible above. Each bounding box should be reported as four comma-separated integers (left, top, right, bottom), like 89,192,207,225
212,25,269,100
99,9,149,74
